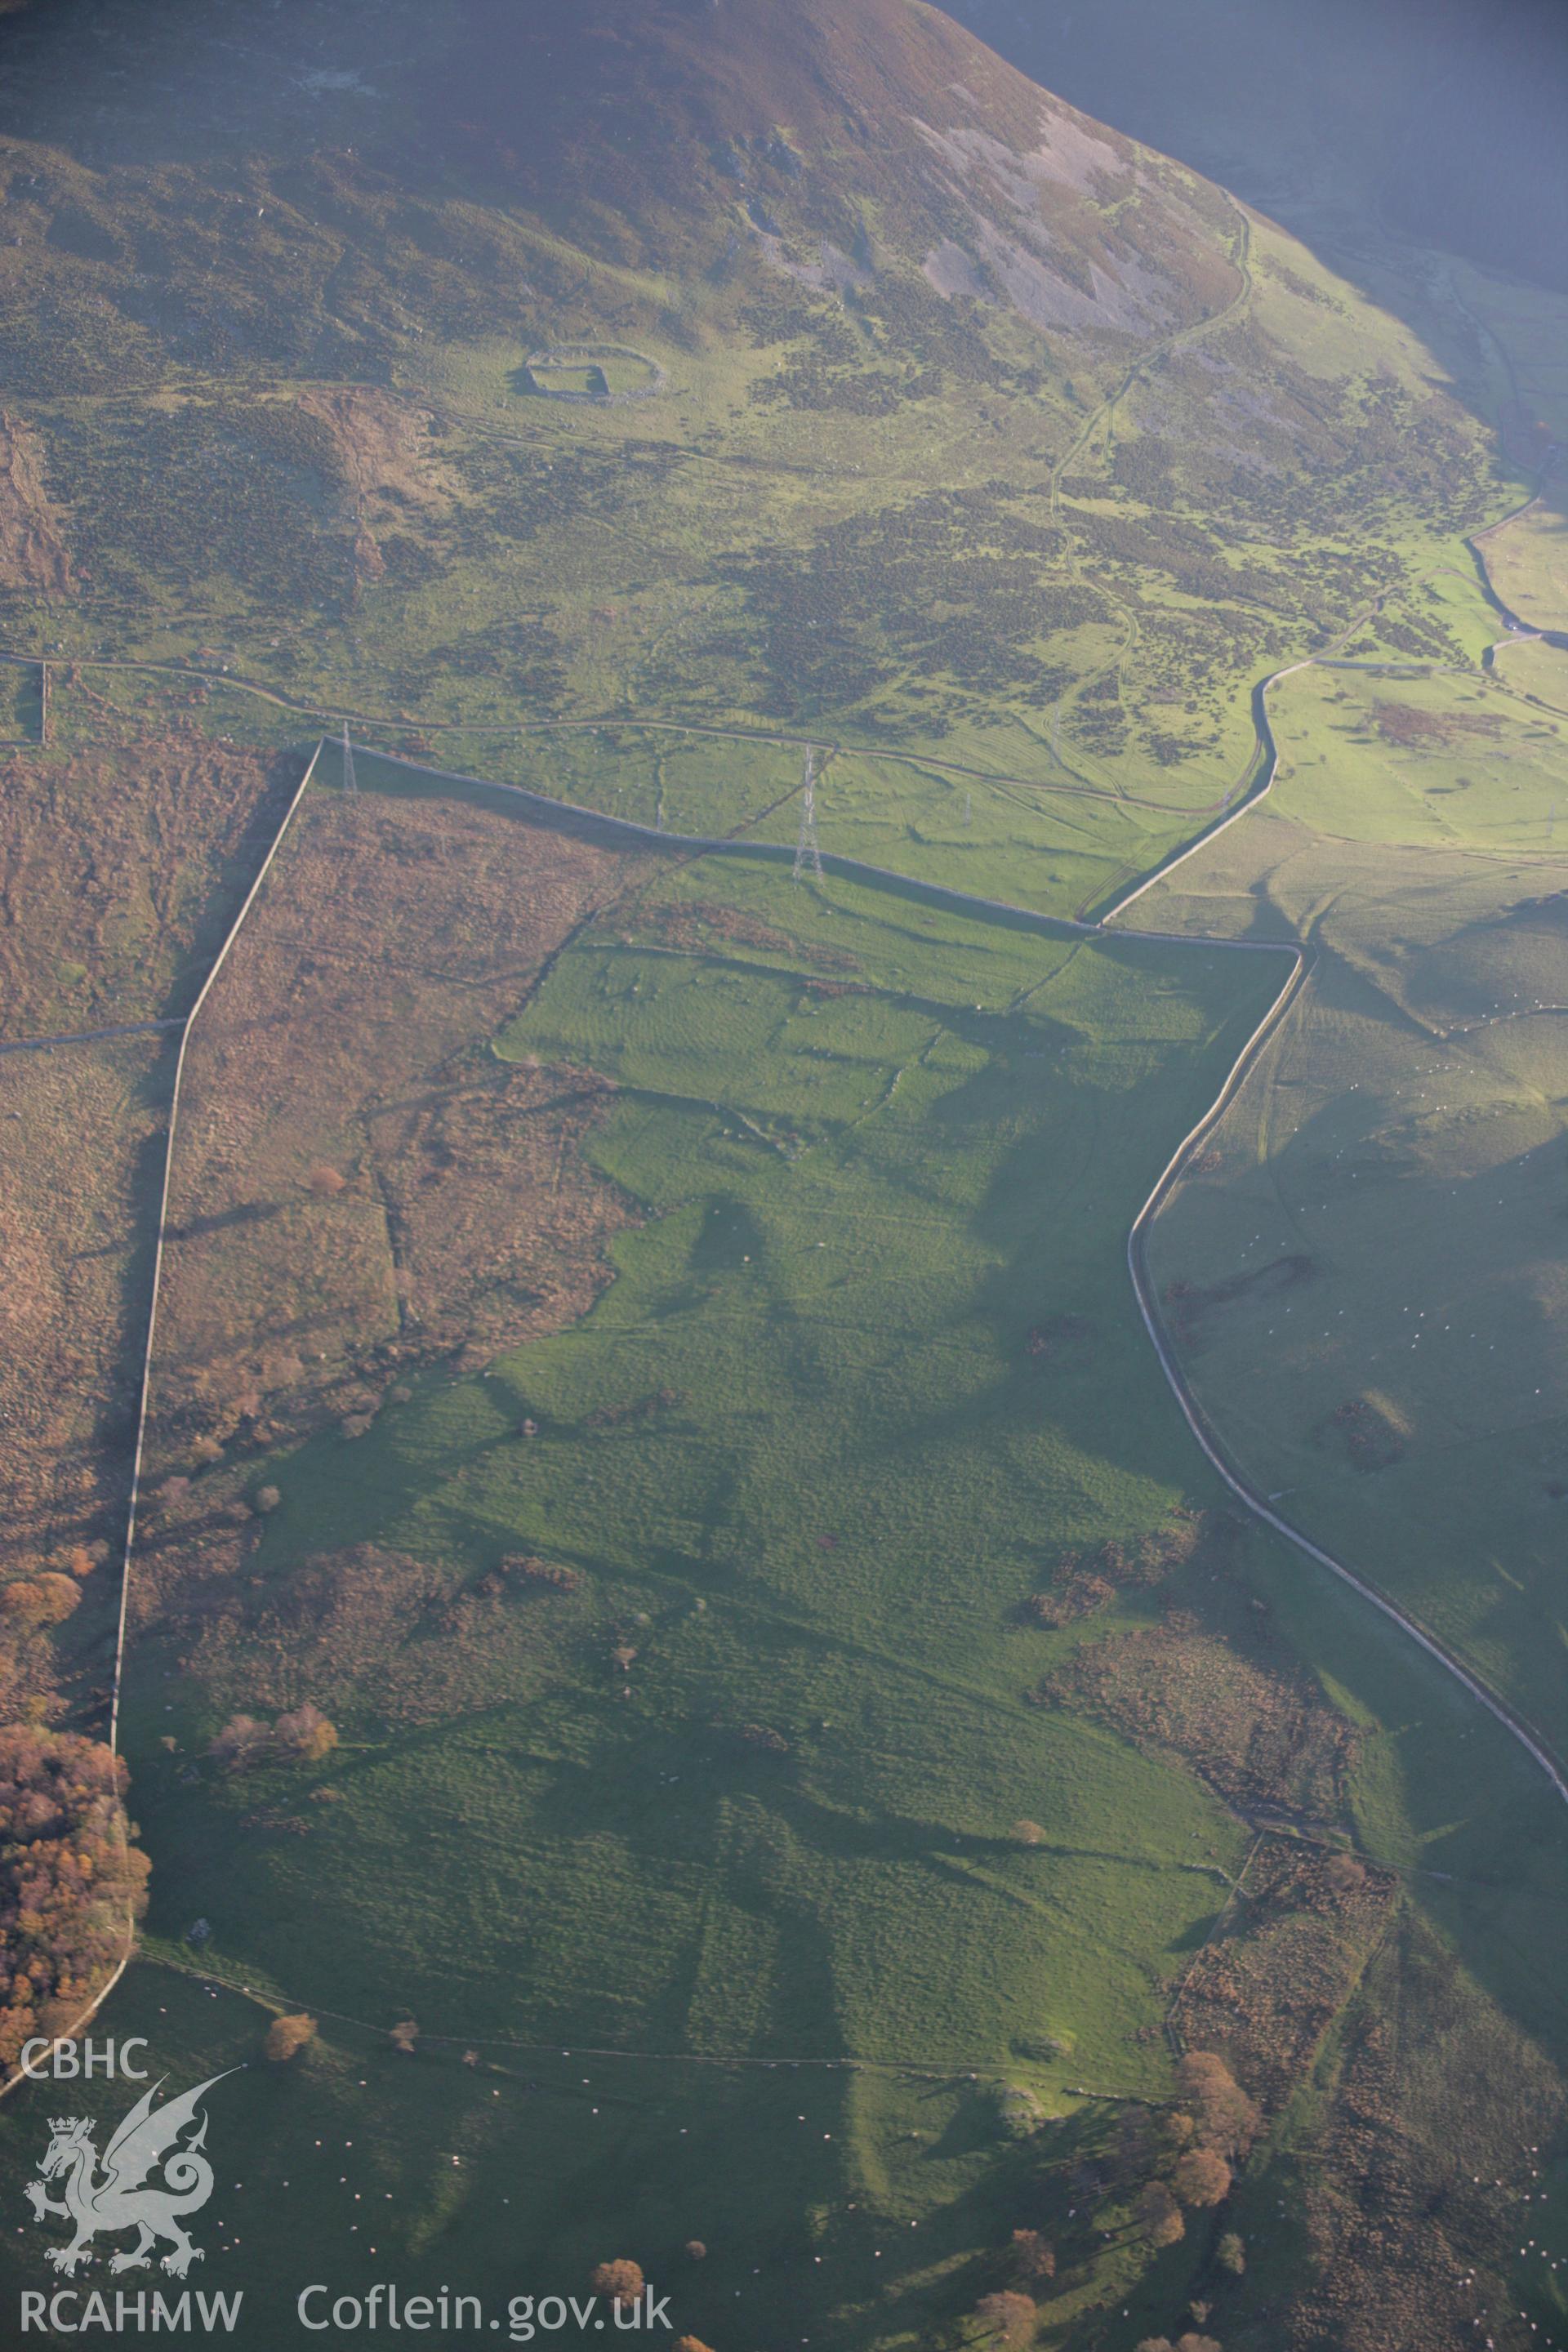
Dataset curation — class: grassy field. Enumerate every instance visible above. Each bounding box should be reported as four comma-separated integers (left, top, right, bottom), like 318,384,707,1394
1482,496,1568,637
1494,634,1568,715
1137,654,1568,1768
1267,661,1568,852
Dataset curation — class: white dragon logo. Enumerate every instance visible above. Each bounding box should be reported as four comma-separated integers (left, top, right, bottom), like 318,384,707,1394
25,2073,231,2278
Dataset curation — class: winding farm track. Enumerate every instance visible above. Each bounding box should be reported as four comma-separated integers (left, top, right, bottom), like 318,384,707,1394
0,644,1263,825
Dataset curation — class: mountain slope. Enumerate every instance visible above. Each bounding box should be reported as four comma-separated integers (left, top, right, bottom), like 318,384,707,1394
0,0,1244,379
945,0,1568,299
0,0,1514,905
430,0,1241,335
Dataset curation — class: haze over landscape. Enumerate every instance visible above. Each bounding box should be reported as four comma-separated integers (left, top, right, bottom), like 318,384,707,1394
0,3,1565,2348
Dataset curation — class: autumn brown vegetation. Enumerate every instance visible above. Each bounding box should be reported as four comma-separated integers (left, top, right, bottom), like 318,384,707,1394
1020,1507,1214,1629
1174,2051,1259,2162
1248,1906,1566,2350
1173,2146,1232,2207
0,728,298,1038
0,1726,148,2069
1137,2180,1186,2247
1041,1625,1357,1823
0,1037,166,1639
210,1704,337,1771
172,1535,599,1739
590,2261,644,2308
1174,1845,1392,2110
1372,699,1499,746
1009,2229,1056,2283
142,789,654,1508
0,1573,82,1629
264,2011,318,2064
0,409,71,591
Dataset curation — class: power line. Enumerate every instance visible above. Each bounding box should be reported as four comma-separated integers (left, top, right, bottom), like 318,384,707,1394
793,744,822,881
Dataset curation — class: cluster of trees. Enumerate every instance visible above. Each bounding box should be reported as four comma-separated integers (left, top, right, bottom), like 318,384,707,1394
591,2262,719,2347
0,1571,82,1631
1176,2051,1261,2162
210,1703,337,1771
969,2230,1056,2341
0,1542,100,1643
1137,2051,1258,2250
0,1727,149,2069
967,2056,1254,2345
0,1546,109,1853
1120,2053,1256,2346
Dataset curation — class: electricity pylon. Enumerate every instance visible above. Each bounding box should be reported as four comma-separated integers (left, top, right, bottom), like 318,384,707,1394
793,745,822,882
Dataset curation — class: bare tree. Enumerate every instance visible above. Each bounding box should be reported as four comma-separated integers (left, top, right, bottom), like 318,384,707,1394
210,1714,271,1772
973,2291,1036,2346
1009,2229,1055,2283
1136,2181,1185,2247
273,1704,338,1763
